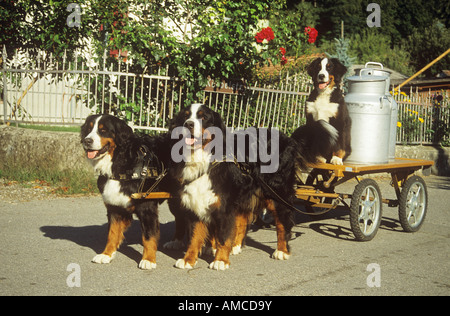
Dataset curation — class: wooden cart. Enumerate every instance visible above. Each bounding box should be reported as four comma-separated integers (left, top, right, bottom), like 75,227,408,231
133,158,434,242
295,158,434,241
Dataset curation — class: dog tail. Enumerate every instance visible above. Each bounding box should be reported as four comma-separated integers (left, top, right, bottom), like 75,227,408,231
317,120,338,147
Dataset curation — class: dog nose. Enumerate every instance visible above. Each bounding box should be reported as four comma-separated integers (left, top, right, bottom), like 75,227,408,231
83,137,93,147
184,120,195,130
318,74,325,81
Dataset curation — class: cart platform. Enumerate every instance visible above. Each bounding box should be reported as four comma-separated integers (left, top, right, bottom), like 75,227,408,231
306,158,434,178
295,158,434,241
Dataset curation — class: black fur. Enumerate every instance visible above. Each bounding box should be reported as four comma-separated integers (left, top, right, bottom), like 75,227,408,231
80,114,172,269
292,57,352,164
168,104,306,270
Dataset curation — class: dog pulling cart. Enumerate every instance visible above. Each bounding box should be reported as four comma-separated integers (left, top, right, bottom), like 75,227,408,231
133,158,433,242
296,158,433,241
133,62,434,242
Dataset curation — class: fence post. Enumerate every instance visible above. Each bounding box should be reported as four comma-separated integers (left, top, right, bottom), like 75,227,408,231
2,46,8,124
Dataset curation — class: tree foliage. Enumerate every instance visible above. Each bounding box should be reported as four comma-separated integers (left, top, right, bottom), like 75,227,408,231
0,0,94,59
346,29,414,76
314,0,449,77
1,0,448,93
403,20,450,77
1,0,292,103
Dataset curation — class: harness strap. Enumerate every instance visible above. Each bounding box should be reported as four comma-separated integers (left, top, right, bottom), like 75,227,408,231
253,175,332,216
110,145,162,181
138,165,168,199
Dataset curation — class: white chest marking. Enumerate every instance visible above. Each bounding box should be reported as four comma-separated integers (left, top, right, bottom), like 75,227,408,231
181,150,211,182
91,154,113,177
102,179,131,208
181,174,218,223
306,88,339,122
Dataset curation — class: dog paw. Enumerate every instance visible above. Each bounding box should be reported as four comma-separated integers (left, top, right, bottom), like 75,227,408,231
139,260,156,270
231,245,242,255
92,252,116,264
271,250,290,260
209,260,229,271
330,156,343,165
163,239,185,250
175,259,195,269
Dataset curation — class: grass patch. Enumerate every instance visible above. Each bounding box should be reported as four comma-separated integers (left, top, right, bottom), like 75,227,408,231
0,162,98,196
17,124,81,133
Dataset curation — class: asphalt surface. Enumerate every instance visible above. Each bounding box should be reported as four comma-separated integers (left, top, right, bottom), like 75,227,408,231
0,175,449,296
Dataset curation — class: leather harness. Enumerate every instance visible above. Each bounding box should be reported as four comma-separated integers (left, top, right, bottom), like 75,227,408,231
119,147,323,216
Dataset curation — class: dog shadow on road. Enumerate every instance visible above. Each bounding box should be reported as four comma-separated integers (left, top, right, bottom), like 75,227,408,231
40,220,178,264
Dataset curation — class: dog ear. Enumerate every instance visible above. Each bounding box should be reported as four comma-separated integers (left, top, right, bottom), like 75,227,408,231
111,115,134,146
212,109,227,133
330,58,347,77
167,117,176,133
307,57,323,77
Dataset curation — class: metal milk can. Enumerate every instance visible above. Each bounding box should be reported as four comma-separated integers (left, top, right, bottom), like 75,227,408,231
345,62,398,164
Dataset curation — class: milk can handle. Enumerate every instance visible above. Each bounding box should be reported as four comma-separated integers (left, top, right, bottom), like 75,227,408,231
364,62,384,69
380,95,390,109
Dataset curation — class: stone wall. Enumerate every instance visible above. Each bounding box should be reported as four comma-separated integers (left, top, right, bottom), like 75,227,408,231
0,125,90,172
395,145,450,176
1,125,449,176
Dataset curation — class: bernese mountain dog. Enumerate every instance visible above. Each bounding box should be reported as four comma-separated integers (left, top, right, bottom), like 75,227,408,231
292,57,352,165
80,114,171,269
167,103,308,270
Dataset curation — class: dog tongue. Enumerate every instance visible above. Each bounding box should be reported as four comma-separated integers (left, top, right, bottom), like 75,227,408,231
319,82,328,89
185,138,196,146
87,151,98,159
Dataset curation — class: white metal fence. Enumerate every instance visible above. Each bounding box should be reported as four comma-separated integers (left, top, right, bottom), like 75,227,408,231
0,47,182,130
1,47,312,134
202,75,311,134
395,88,449,145
1,46,449,144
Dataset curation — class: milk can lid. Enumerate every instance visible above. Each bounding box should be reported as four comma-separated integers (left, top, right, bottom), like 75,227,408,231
347,74,388,82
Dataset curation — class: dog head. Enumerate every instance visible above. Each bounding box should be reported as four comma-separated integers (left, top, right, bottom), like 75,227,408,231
307,57,347,91
171,103,226,151
80,114,133,161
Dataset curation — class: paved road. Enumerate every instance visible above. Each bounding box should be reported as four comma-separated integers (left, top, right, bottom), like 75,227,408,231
1,176,449,296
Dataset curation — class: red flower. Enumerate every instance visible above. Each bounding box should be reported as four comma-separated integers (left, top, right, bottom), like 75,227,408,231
304,26,318,44
279,47,287,65
255,27,275,43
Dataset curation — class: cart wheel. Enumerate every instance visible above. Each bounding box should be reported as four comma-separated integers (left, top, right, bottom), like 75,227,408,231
350,179,383,241
398,176,428,232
